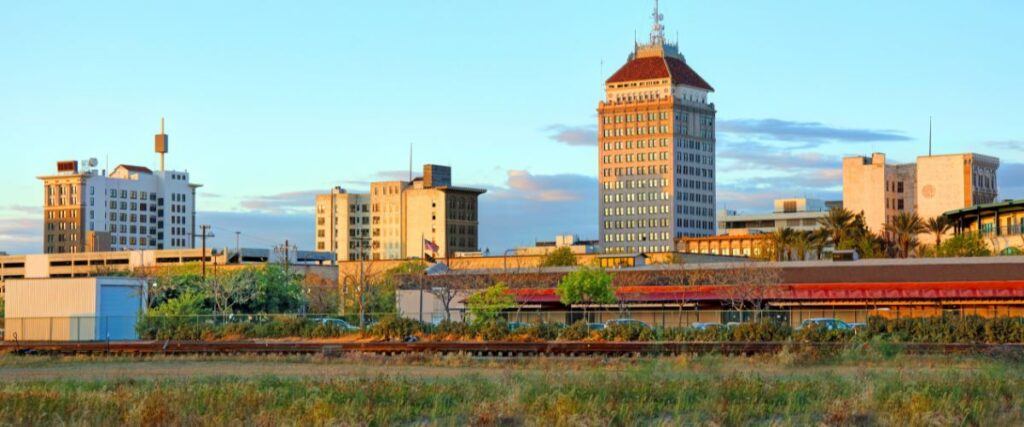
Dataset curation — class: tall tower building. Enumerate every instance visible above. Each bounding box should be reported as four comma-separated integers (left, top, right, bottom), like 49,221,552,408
598,1,717,254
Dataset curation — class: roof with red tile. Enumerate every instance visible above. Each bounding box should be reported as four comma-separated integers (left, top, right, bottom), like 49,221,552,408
114,165,153,174
606,56,714,91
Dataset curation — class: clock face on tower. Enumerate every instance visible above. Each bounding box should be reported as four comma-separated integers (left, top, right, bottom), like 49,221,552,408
922,185,936,199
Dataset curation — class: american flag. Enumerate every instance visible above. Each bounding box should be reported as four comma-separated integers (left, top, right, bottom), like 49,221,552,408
423,238,439,253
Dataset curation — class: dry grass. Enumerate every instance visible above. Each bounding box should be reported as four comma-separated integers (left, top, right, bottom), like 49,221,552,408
0,353,1020,426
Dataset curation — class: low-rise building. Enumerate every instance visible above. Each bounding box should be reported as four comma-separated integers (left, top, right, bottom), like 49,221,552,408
717,198,833,235
3,276,146,341
677,234,769,258
943,199,1024,255
514,235,599,256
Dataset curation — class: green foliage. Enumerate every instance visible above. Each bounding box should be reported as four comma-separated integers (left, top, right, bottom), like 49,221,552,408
514,321,562,341
476,319,510,341
556,267,616,307
433,320,473,339
466,283,515,326
539,247,578,267
730,320,792,342
0,296,5,318
368,315,424,341
602,323,654,342
936,233,992,257
558,320,593,341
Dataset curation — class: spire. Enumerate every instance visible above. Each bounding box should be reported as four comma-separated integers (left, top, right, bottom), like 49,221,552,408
650,0,665,45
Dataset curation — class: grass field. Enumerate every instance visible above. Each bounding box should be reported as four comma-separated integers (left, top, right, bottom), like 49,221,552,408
0,351,1021,426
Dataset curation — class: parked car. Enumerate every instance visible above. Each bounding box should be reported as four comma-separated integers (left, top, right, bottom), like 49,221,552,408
797,318,852,331
587,322,606,331
314,318,359,331
507,322,529,332
604,319,651,329
690,322,723,331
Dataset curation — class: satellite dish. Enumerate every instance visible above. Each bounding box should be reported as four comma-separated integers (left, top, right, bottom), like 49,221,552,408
88,158,99,167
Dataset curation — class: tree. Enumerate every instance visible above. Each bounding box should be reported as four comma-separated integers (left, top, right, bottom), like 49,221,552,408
206,272,257,315
302,273,339,314
937,233,992,257
818,207,856,248
717,263,785,320
466,283,516,326
884,211,926,258
808,228,831,260
540,247,578,267
924,216,952,248
556,266,616,320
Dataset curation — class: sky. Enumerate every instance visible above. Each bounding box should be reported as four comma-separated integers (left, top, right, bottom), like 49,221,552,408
2,1,1023,254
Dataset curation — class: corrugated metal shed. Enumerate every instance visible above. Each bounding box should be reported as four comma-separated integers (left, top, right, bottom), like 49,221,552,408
4,277,145,341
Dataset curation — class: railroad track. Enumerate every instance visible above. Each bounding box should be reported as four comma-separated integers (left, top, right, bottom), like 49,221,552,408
2,341,1022,357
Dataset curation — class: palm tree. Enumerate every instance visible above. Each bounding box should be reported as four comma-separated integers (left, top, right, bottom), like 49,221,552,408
924,216,952,248
817,207,855,248
791,230,812,261
764,228,797,261
808,228,830,260
884,211,927,258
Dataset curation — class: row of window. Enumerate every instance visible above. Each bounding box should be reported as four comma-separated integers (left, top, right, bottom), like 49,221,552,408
603,192,671,203
603,232,673,243
602,151,670,165
603,218,673,230
601,138,669,151
603,111,672,124
602,126,671,137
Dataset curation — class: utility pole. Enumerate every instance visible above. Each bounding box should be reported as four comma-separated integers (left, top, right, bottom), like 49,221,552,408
235,231,241,264
199,225,213,279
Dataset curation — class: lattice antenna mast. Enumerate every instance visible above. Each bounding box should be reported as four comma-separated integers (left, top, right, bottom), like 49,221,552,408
650,0,665,45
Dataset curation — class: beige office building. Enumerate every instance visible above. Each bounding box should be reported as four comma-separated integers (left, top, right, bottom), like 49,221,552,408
315,165,485,261
843,152,999,234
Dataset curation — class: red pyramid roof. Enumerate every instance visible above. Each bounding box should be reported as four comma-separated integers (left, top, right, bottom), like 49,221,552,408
606,56,714,91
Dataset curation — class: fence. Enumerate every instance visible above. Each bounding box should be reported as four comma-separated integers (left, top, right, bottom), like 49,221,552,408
6,308,1024,342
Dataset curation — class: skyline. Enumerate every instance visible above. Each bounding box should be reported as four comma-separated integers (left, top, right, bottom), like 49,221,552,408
3,1,1024,254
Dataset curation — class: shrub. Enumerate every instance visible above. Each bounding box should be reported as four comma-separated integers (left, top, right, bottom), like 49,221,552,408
433,320,474,340
515,321,563,341
476,319,509,341
369,316,424,341
602,323,653,342
558,321,592,341
730,320,791,342
792,324,853,343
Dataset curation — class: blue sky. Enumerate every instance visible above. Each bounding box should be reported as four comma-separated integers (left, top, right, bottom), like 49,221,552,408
2,1,1023,254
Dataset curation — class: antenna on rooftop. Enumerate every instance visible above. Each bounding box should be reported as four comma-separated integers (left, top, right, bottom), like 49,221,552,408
928,116,933,157
408,143,413,182
155,117,169,172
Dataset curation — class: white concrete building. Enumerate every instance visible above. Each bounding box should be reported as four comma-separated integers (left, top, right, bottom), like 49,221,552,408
38,122,200,253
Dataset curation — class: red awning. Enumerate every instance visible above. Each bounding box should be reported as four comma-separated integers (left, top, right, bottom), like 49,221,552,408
509,281,1024,304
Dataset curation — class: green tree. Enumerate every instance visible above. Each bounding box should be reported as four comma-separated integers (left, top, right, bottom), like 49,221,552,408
884,211,926,258
924,216,952,248
149,291,211,316
937,233,992,257
540,247,578,267
556,267,616,319
466,283,516,326
818,207,856,248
